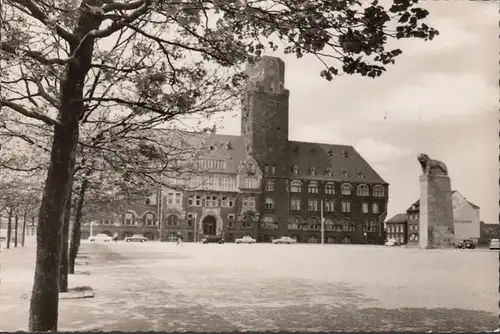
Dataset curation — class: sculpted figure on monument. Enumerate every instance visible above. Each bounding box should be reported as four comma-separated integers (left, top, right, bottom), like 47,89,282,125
417,153,448,176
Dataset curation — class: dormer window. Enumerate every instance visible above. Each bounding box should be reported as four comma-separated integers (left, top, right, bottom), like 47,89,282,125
309,167,316,176
341,169,348,177
294,146,300,155
342,150,349,158
325,167,333,177
292,165,299,175
210,145,214,151
247,163,255,174
357,170,365,179
328,149,334,157
227,142,233,150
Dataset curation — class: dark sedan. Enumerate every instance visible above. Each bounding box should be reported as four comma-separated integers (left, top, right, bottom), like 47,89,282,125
125,234,149,243
202,236,225,244
457,239,475,249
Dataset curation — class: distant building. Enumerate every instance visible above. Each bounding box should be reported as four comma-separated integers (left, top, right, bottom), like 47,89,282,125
391,190,480,245
385,213,408,244
478,221,499,245
81,56,389,244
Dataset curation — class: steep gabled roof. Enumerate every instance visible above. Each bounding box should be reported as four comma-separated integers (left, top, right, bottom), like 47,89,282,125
386,213,408,224
287,141,387,184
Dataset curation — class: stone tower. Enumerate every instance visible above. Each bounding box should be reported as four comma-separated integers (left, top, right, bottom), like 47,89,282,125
241,56,290,238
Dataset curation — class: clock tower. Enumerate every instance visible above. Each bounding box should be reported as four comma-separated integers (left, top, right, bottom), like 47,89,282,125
241,56,290,237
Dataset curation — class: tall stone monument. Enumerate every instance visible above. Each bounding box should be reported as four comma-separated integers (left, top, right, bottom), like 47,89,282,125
417,153,455,248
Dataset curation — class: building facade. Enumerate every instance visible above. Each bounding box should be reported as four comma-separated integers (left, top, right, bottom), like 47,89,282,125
393,190,480,246
82,56,389,244
385,213,408,244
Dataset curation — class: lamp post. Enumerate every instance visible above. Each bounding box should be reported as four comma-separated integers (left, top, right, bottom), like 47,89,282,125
320,200,325,245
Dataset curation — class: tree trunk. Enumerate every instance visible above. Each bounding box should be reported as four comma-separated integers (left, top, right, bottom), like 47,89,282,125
59,187,73,292
22,211,28,247
6,208,12,249
14,213,18,247
28,3,102,330
69,177,88,275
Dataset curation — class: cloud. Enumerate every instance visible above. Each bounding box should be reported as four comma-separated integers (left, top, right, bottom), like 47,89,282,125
290,122,347,145
354,72,496,124
354,138,412,164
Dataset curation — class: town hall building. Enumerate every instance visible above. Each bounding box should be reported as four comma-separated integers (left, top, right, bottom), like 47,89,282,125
81,56,389,244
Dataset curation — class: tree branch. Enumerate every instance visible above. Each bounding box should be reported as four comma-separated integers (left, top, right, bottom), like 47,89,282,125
0,99,61,127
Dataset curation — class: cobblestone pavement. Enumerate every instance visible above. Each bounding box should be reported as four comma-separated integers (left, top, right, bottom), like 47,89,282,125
1,241,498,331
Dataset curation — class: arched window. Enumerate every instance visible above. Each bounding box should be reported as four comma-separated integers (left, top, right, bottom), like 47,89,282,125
144,213,155,226
324,218,334,230
308,181,319,194
309,217,321,230
357,184,369,196
324,182,335,195
288,216,300,230
124,212,135,225
291,165,299,175
341,217,355,232
167,215,179,226
364,219,377,232
290,180,302,193
265,197,275,209
341,183,352,195
325,167,333,177
373,185,385,197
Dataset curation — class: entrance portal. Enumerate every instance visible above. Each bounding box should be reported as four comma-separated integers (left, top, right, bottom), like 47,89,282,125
202,216,217,236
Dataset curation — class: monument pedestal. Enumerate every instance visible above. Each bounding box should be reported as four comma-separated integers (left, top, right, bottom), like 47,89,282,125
419,175,455,249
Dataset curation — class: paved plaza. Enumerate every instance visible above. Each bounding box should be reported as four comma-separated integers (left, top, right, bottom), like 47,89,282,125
0,241,498,331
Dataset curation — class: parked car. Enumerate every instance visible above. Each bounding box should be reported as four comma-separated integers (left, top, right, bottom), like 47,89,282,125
201,235,225,244
457,239,475,249
384,238,400,247
272,237,296,244
125,234,148,243
489,238,500,250
88,233,112,243
235,236,256,244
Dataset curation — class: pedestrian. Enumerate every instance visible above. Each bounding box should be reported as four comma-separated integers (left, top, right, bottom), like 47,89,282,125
113,232,119,243
176,232,183,246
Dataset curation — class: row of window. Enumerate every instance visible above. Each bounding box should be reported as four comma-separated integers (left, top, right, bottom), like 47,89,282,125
285,198,380,214
284,181,385,197
387,224,405,233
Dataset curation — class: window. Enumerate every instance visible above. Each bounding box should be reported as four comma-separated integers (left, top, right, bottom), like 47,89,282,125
341,183,352,195
261,216,278,229
362,202,369,214
221,196,235,207
271,165,276,175
243,176,259,188
175,193,182,205
409,225,413,231
341,169,348,177
372,203,379,213
242,196,256,210
228,214,235,228
221,196,228,207
228,197,235,207
357,171,365,179
373,185,385,197
124,212,134,225
220,177,229,190
195,195,201,206
167,215,179,226
324,182,335,195
187,213,194,227
145,213,155,226
308,199,319,211
167,192,174,204
325,200,335,212
288,217,300,230
290,180,302,193
341,218,355,232
228,213,235,221
357,184,369,196
324,218,334,230
309,217,320,230
325,167,332,177
188,195,194,206
265,165,269,174
342,150,349,158
308,181,319,194
265,197,275,209
364,219,377,232
341,200,351,213
309,167,316,176
265,179,275,191
145,197,151,205
292,165,299,175
205,195,218,207
291,198,301,211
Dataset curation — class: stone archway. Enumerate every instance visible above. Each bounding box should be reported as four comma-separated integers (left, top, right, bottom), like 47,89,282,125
202,216,217,236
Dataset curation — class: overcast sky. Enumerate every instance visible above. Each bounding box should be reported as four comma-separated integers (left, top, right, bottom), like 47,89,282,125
214,1,498,223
